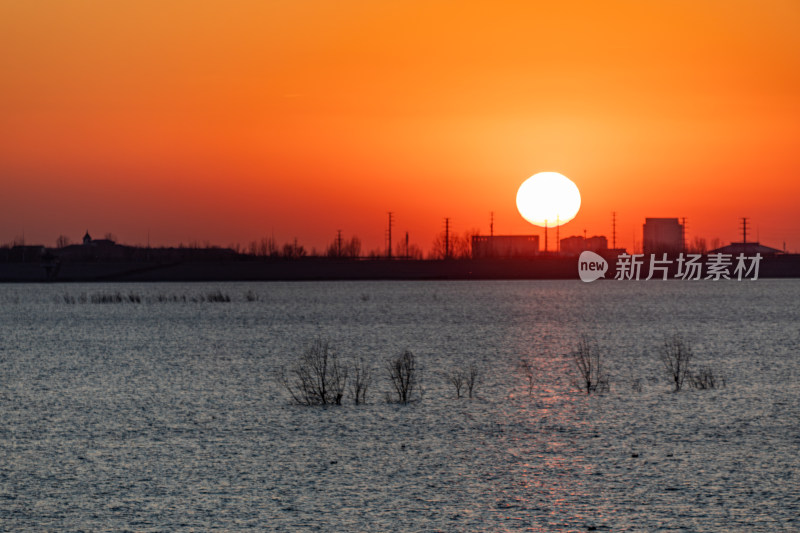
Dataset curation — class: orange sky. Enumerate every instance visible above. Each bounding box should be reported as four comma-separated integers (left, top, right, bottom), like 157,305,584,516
2,0,799,253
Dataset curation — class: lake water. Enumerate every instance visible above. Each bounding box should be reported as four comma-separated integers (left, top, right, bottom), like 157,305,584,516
1,280,799,531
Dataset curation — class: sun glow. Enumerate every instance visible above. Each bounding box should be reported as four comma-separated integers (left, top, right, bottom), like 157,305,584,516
516,172,581,227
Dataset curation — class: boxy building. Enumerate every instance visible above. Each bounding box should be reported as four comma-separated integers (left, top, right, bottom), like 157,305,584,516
560,235,608,256
643,218,684,256
471,235,539,258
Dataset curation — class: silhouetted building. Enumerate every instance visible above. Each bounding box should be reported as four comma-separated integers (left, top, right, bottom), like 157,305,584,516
472,235,539,258
643,218,684,256
709,242,783,257
560,235,608,256
83,231,115,247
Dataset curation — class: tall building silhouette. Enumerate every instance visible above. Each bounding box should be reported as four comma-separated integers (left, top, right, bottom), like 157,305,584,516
643,218,683,256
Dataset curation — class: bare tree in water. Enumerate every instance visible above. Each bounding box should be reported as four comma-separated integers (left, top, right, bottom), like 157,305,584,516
387,350,418,404
571,336,608,394
281,338,347,405
659,334,693,392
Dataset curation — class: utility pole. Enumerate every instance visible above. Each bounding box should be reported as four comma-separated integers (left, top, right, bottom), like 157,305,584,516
556,215,560,254
681,217,687,253
336,229,343,257
489,212,495,257
544,220,548,253
444,217,450,259
741,217,749,244
612,212,616,250
387,212,394,259
405,231,409,259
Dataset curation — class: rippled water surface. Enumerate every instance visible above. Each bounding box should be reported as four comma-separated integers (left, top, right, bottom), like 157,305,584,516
1,280,799,531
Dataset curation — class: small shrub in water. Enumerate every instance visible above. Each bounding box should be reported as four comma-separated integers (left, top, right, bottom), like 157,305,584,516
349,357,371,405
518,359,536,395
205,290,231,303
689,366,724,390
448,362,480,399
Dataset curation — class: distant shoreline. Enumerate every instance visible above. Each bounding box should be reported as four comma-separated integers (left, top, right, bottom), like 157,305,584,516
1,255,799,282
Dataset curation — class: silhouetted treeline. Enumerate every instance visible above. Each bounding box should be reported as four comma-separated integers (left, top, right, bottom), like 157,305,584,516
2,223,488,264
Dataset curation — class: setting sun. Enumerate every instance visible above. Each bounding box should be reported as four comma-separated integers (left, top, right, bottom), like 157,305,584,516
516,172,581,228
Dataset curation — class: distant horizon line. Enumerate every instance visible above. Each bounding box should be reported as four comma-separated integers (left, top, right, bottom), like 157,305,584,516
3,234,794,259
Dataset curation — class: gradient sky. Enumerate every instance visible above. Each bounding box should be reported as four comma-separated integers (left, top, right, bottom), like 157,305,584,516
2,0,799,253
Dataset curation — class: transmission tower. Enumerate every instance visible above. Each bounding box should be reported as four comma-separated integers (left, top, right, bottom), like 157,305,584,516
556,215,560,254
444,218,450,259
612,212,616,250
544,220,548,253
681,217,687,253
387,212,394,259
741,217,749,244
